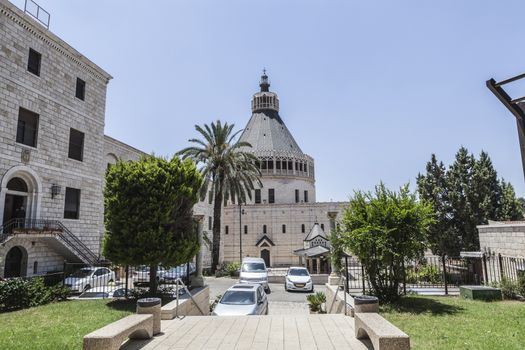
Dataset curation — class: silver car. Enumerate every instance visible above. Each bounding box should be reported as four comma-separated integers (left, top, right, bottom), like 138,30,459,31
239,257,269,292
212,284,269,316
284,267,313,292
64,267,115,292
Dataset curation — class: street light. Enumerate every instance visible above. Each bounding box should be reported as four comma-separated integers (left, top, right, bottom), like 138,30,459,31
239,203,245,262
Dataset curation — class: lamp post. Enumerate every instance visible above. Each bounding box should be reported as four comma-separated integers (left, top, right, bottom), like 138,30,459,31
239,203,245,262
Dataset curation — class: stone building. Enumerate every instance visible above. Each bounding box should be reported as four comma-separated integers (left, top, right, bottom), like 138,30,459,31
220,72,347,268
0,0,144,278
478,221,525,257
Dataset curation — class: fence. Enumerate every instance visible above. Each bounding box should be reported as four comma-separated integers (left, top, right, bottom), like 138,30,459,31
341,253,525,295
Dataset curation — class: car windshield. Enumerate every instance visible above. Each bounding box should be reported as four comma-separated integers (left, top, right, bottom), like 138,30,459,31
289,269,309,276
220,290,255,305
69,268,93,278
241,263,266,272
79,292,108,298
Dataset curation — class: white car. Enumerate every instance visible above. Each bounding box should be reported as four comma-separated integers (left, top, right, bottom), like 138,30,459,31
239,257,269,292
64,267,115,292
77,286,127,299
162,263,196,284
284,267,313,292
212,284,269,316
132,266,166,286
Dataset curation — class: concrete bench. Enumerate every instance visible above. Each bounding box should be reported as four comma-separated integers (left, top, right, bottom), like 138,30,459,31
83,314,153,350
355,312,410,350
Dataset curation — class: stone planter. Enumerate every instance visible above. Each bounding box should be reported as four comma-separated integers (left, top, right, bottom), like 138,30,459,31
353,295,379,313
137,298,161,335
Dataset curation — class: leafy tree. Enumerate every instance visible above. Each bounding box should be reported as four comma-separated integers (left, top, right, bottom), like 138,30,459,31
178,121,261,273
103,156,203,293
498,180,523,221
418,147,523,254
417,154,460,255
329,226,345,273
340,183,434,302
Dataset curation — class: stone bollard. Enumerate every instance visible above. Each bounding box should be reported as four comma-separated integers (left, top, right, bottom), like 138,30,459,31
353,295,379,313
137,298,161,335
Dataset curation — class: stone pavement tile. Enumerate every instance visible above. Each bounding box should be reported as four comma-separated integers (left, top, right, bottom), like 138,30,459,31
201,317,237,350
295,316,319,350
307,316,335,350
217,316,249,350
235,317,260,350
268,315,285,350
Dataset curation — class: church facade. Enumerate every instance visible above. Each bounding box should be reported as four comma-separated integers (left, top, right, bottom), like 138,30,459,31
219,73,348,269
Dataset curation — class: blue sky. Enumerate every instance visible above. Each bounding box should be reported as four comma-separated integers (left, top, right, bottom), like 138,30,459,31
12,0,525,201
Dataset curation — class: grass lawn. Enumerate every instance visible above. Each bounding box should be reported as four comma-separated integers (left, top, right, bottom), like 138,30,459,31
0,299,135,350
381,295,525,350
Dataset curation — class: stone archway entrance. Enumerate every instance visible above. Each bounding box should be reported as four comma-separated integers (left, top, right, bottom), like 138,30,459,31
261,249,270,267
3,178,28,225
4,246,27,278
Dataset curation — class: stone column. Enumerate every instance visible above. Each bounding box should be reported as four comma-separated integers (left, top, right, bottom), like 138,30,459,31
191,215,205,287
328,210,340,285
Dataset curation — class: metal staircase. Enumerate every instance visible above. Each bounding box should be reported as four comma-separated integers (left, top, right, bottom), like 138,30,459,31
0,218,99,264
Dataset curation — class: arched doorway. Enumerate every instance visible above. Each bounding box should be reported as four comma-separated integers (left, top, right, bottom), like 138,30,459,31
261,249,270,267
3,177,28,225
4,246,27,278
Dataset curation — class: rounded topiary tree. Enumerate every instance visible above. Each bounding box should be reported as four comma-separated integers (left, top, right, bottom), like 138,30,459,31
340,183,434,302
103,156,203,293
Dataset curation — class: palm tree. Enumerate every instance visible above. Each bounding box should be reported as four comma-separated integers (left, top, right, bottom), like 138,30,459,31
178,120,261,273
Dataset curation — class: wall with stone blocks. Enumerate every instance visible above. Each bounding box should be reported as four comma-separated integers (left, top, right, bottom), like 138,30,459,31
478,223,525,257
161,285,210,319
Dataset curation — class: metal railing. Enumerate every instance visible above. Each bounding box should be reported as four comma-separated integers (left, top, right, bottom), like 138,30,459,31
24,0,50,29
0,218,98,264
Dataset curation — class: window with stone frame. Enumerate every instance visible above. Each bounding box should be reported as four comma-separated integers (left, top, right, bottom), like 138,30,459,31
295,189,299,203
301,224,305,233
263,224,267,234
16,108,39,148
255,189,261,204
268,189,275,204
208,216,212,230
225,225,229,234
282,224,286,233
304,190,309,203
75,78,86,100
68,128,85,161
27,48,41,76
244,225,248,234
64,187,81,219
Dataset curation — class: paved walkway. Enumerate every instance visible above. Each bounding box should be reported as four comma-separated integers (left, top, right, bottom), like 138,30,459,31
123,315,372,350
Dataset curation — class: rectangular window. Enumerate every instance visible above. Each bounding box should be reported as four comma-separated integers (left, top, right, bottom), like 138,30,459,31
261,160,267,170
263,225,267,234
301,224,305,233
321,223,325,231
244,225,248,234
208,216,212,230
276,161,281,170
268,160,274,170
16,108,39,147
268,189,275,204
295,189,299,203
64,187,81,219
288,161,293,170
282,224,286,233
255,189,261,204
304,190,309,203
68,128,85,161
208,191,213,204
75,78,86,100
225,225,229,235
27,48,41,76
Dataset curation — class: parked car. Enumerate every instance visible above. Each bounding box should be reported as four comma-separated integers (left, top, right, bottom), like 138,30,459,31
162,263,196,284
212,284,268,316
284,267,313,292
132,266,166,286
78,286,127,299
239,257,269,292
64,267,115,292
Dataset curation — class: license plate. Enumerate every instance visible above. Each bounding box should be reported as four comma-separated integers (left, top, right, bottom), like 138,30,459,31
295,284,305,288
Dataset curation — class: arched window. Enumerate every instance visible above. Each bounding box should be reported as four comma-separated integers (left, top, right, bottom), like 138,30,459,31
7,177,28,192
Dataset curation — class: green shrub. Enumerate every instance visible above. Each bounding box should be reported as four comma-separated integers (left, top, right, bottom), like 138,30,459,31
517,271,525,297
225,262,240,277
306,292,326,312
498,278,519,300
0,277,70,312
406,264,442,284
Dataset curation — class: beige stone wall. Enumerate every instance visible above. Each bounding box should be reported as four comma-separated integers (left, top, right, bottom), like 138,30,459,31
161,285,210,319
478,222,525,257
103,135,146,164
221,202,347,266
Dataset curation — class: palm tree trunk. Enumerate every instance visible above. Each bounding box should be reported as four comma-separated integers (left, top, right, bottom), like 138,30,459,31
211,186,224,274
